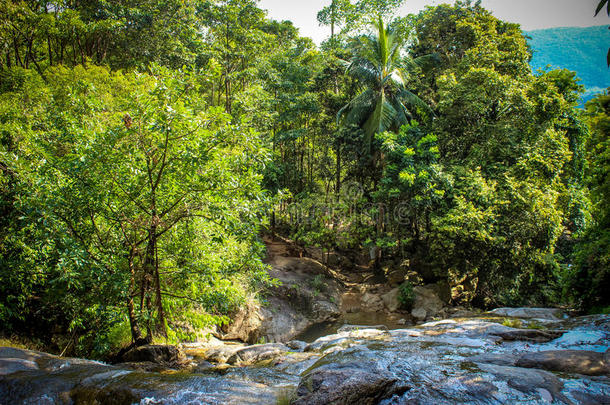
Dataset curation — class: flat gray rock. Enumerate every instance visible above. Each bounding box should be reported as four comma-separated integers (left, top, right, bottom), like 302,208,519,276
491,329,566,342
516,350,609,376
0,358,39,375
488,307,563,320
227,343,288,365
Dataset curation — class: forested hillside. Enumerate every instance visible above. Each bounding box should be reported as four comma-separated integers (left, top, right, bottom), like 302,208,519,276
527,25,610,103
0,0,608,359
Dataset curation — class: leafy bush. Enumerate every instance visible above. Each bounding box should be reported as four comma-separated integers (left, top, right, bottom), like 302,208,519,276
310,275,325,293
398,282,415,310
501,318,522,329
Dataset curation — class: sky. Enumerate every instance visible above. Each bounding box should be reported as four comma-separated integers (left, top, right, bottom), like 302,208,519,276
258,0,609,44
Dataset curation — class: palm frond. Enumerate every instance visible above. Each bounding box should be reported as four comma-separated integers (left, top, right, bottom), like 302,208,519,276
595,0,609,16
337,88,375,124
397,88,435,117
347,58,380,86
401,53,441,72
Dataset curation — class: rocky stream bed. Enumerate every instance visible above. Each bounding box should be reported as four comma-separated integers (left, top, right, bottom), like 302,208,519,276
1,309,609,404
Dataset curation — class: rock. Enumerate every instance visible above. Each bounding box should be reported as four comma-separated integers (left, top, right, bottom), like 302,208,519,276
203,345,244,364
121,345,184,367
411,307,427,321
477,363,566,402
385,269,407,287
337,324,389,333
192,360,214,373
361,292,384,312
114,361,166,372
217,254,341,344
449,307,477,318
468,353,520,367
226,343,288,366
305,337,355,353
219,301,264,344
70,384,141,405
516,350,610,376
0,347,46,362
381,288,401,312
410,286,444,320
491,329,566,343
286,340,307,351
292,362,408,405
488,307,563,320
429,280,451,303
0,358,39,375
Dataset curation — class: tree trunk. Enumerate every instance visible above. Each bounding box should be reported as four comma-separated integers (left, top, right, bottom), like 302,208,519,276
127,252,143,344
153,237,167,338
335,140,341,200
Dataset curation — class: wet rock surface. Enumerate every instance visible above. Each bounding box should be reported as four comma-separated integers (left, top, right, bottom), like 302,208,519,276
488,307,564,320
1,311,609,404
217,237,343,344
226,343,288,366
293,361,408,405
120,344,184,367
491,328,566,342
516,350,609,376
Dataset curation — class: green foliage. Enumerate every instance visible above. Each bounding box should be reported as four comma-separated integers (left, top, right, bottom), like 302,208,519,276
338,17,431,154
0,64,271,355
398,282,415,310
0,0,606,356
566,91,610,311
501,318,522,329
317,0,407,45
310,275,326,293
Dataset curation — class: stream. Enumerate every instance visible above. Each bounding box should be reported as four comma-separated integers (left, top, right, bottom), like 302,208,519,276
1,312,609,404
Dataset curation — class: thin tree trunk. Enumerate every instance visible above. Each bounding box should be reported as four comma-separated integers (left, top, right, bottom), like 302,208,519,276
153,237,167,338
335,141,341,200
13,36,23,67
127,252,143,343
47,36,53,66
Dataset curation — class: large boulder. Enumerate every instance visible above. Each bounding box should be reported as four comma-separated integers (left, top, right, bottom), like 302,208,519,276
199,345,244,364
361,292,384,312
428,280,451,304
121,345,184,368
516,350,609,376
381,288,401,312
476,363,567,402
488,307,563,320
491,329,566,343
219,301,264,343
0,358,38,375
411,286,444,320
226,343,288,366
292,361,408,405
385,268,407,287
218,255,342,343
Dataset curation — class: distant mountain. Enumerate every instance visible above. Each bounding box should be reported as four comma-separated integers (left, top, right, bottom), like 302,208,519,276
526,25,610,104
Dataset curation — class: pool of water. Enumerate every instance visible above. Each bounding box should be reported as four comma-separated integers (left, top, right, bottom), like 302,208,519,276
295,312,408,342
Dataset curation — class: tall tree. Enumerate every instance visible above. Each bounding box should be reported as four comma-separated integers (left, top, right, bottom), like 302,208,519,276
338,17,431,153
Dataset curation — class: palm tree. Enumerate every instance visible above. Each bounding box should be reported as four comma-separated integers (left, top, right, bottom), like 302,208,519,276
337,16,433,153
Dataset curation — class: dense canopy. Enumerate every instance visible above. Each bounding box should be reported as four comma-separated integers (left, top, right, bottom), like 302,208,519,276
0,0,608,357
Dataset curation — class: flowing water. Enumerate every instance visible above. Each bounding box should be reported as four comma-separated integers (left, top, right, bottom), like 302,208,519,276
1,313,609,404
